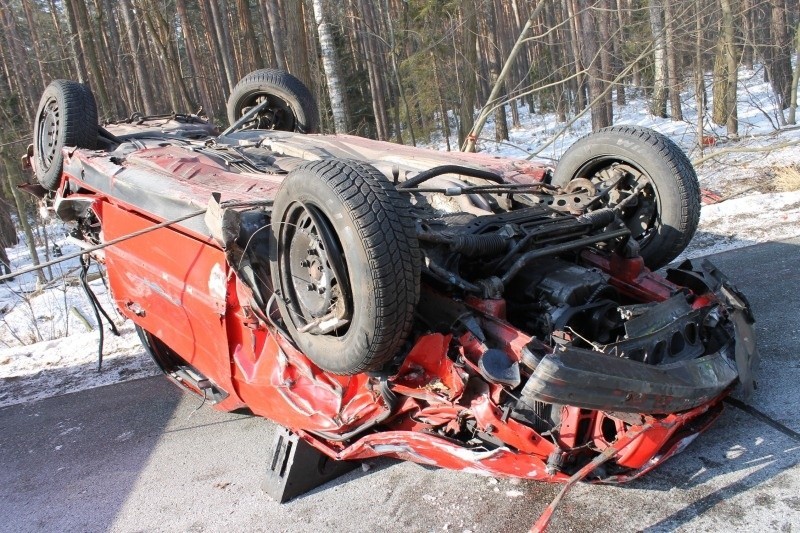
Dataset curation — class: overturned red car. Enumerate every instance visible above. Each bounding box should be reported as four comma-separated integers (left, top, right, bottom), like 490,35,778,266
23,71,758,500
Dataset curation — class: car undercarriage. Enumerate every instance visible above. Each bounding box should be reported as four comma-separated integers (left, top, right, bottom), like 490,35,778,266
18,71,759,527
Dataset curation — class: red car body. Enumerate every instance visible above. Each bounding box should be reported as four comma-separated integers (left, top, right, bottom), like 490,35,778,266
25,116,757,487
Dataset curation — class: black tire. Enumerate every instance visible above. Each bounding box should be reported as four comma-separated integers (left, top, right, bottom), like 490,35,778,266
552,126,700,269
227,69,319,133
269,160,421,375
33,80,98,190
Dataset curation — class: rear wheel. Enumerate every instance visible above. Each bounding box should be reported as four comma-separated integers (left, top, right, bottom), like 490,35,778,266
227,69,319,133
33,80,98,190
552,126,700,269
269,160,421,375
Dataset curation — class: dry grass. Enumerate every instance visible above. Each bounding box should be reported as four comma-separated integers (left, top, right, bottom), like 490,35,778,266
774,165,800,192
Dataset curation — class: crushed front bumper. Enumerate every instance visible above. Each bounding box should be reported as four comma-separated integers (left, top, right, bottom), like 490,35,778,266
522,259,759,414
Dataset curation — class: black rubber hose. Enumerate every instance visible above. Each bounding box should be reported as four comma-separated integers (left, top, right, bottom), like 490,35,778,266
576,208,616,230
500,228,631,285
397,165,505,189
79,256,105,371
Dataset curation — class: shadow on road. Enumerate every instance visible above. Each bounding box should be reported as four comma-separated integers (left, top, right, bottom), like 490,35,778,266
0,377,182,532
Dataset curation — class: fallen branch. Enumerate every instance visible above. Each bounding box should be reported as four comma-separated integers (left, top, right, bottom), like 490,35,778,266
691,139,800,167
463,0,549,152
70,306,94,332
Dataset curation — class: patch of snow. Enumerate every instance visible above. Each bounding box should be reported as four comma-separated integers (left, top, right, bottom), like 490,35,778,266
0,322,159,408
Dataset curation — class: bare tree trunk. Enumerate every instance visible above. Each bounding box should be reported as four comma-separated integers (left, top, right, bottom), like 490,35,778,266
256,1,278,68
768,0,793,112
264,0,288,71
209,0,238,91
284,0,313,86
578,0,611,131
46,0,74,79
119,0,155,114
21,0,48,91
139,0,194,112
649,0,668,117
431,51,452,151
720,0,739,136
741,0,755,69
177,0,214,116
481,0,509,143
67,0,113,117
2,158,45,285
597,0,614,126
198,0,229,101
612,0,626,105
92,0,127,118
545,1,568,121
458,2,478,148
62,0,89,84
566,0,586,113
0,5,37,120
695,0,706,151
0,199,16,277
464,0,548,151
313,0,349,133
382,0,415,146
101,0,139,114
237,0,261,71
788,21,800,125
664,0,683,120
358,0,390,140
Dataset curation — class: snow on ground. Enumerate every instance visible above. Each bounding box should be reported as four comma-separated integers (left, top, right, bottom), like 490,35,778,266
0,224,159,408
2,64,799,407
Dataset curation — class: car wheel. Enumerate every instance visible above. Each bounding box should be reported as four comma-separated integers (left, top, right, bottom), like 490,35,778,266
227,69,319,133
269,160,421,375
552,126,700,270
33,80,98,190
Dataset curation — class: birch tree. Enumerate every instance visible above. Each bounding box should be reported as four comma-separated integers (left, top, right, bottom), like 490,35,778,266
313,0,349,133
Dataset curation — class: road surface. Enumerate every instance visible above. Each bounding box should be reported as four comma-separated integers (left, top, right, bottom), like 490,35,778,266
2,237,799,532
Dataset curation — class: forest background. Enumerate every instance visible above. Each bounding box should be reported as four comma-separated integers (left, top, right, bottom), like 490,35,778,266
0,0,798,281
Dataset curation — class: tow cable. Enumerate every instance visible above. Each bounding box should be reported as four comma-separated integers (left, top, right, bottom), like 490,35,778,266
0,208,208,284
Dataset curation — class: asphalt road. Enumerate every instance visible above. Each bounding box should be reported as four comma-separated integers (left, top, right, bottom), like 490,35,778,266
2,237,799,533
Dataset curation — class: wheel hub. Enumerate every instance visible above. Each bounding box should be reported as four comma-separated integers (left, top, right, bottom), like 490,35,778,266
288,225,335,318
281,203,351,335
37,98,60,169
243,95,291,130
591,163,657,243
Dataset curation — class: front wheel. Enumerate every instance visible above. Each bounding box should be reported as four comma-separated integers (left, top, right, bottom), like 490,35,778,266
269,160,421,375
552,126,700,270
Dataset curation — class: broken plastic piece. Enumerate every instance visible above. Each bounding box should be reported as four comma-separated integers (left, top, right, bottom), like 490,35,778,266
262,427,357,503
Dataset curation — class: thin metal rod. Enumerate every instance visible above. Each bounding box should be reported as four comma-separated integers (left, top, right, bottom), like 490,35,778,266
501,228,631,285
0,208,208,283
218,98,272,137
